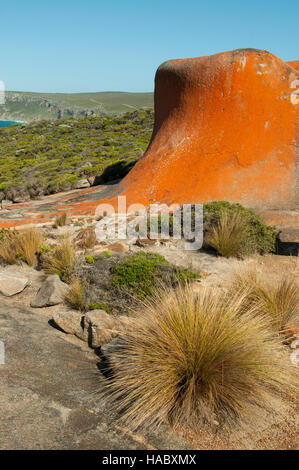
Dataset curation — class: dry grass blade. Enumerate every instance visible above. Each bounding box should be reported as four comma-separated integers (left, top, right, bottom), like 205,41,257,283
65,279,86,312
105,284,298,432
207,210,248,258
54,211,69,228
0,228,43,266
233,268,299,331
42,236,75,283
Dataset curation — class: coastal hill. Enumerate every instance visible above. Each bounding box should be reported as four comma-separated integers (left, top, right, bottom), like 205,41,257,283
0,109,154,203
0,91,154,122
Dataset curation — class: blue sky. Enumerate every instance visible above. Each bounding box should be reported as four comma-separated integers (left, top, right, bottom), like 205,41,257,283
0,0,298,93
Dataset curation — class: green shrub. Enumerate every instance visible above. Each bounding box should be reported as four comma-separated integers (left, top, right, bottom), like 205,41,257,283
145,202,276,256
147,213,176,237
85,255,96,264
203,201,278,255
88,302,110,314
110,251,199,299
38,243,51,254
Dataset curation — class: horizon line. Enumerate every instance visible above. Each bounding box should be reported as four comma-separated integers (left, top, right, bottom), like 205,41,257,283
6,89,154,95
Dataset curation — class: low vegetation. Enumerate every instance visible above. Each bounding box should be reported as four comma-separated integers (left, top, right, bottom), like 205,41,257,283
203,201,278,256
65,278,111,313
145,201,278,257
0,228,43,266
42,236,75,283
54,211,69,228
105,284,298,432
62,251,200,314
110,251,199,299
65,279,86,312
206,209,248,258
0,109,153,202
233,268,299,332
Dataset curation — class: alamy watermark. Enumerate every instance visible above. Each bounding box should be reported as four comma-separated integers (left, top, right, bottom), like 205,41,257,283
95,197,203,251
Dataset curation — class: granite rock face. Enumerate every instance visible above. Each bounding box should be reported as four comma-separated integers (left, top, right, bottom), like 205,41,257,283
83,310,119,348
53,309,134,349
118,49,299,211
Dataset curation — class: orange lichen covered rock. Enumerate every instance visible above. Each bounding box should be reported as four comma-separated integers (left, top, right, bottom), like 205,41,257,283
287,60,299,71
117,49,299,210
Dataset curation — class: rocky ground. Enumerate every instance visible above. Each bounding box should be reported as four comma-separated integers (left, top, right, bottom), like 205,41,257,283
0,213,298,450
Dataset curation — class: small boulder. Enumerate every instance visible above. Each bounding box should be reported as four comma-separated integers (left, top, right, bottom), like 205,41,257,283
0,274,29,297
105,242,129,253
73,179,90,189
30,274,68,308
87,176,96,186
84,310,118,348
52,309,134,350
53,310,84,339
117,315,135,332
1,199,13,209
135,238,158,247
74,227,97,249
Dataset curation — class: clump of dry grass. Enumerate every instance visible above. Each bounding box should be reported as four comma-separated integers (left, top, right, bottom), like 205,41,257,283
0,228,43,266
42,236,75,283
54,211,69,228
65,278,86,312
232,268,299,332
206,210,248,258
105,285,298,432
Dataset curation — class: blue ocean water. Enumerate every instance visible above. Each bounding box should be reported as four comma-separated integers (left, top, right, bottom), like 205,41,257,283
0,120,22,128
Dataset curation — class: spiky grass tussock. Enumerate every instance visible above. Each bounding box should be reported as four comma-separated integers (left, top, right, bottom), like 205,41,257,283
105,285,298,432
232,268,299,332
65,278,86,312
0,228,43,266
54,211,69,228
42,236,75,283
206,209,248,258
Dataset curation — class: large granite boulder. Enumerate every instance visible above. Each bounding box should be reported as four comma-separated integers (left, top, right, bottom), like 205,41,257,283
116,49,299,211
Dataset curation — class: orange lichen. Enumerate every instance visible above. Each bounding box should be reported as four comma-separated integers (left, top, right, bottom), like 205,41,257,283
287,60,299,71
117,49,299,210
